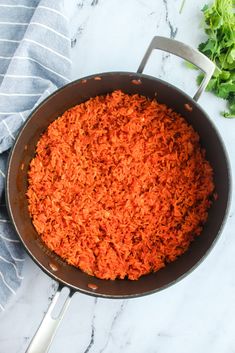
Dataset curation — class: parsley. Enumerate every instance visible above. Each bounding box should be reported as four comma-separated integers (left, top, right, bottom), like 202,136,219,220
191,0,235,118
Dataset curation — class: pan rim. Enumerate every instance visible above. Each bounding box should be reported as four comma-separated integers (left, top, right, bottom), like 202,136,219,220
5,71,232,299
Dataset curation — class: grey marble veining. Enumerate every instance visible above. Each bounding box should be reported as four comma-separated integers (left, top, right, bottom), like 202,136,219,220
1,0,235,352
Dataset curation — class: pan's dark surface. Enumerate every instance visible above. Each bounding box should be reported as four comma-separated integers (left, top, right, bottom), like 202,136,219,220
6,72,231,298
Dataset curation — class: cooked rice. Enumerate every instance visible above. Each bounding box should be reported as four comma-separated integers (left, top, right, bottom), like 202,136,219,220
27,90,215,280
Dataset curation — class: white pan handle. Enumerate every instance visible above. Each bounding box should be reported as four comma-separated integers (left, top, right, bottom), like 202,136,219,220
26,286,73,353
137,36,215,102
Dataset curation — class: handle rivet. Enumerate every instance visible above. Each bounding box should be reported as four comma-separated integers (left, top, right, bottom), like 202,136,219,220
184,103,193,112
49,263,58,271
88,283,98,290
131,79,142,85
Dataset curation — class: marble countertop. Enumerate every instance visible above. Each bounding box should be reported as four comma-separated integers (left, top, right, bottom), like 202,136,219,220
1,0,235,352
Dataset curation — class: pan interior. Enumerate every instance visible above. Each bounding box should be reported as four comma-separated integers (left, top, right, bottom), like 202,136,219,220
6,72,230,298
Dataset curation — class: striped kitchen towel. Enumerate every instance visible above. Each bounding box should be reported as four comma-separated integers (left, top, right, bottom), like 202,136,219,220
0,0,71,311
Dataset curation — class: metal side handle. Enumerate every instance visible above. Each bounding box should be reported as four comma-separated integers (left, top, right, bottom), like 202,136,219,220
137,36,215,102
26,285,73,353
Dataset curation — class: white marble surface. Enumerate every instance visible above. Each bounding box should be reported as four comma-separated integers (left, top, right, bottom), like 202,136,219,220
1,0,235,352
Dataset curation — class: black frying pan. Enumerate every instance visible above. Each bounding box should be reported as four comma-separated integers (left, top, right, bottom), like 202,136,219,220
6,37,231,353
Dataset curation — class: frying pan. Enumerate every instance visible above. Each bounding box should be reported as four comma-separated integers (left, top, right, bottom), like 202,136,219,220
6,37,231,353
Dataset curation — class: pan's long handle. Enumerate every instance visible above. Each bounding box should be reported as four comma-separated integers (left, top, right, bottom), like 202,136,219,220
26,285,74,353
137,36,215,102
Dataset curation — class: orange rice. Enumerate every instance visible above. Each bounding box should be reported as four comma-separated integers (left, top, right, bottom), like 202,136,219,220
27,90,215,280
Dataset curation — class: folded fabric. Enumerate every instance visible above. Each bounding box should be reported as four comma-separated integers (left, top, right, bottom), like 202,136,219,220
0,0,71,311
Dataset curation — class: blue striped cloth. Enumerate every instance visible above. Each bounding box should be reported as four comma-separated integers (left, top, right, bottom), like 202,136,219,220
0,0,71,311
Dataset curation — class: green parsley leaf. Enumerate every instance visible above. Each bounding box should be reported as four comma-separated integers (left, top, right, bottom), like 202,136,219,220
187,0,235,118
